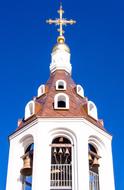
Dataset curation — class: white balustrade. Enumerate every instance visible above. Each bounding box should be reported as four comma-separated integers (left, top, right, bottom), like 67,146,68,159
89,171,99,190
50,164,72,189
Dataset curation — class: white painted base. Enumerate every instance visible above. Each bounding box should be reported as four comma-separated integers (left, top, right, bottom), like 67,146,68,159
6,118,115,190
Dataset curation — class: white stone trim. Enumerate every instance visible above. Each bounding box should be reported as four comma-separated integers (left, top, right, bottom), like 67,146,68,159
9,118,112,141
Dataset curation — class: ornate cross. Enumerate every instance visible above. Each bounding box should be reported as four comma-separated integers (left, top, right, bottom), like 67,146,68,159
46,4,76,37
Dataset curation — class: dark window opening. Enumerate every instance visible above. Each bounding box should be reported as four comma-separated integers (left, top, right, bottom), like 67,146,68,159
89,143,100,174
52,137,70,144
51,137,71,165
89,143,100,190
58,100,66,108
21,143,34,190
89,144,97,154
25,143,34,153
58,84,64,89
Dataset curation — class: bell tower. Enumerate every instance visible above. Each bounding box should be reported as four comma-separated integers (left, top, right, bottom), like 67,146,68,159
6,2,115,190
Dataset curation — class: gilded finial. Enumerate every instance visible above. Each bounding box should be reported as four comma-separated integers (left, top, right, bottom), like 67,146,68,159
46,2,76,43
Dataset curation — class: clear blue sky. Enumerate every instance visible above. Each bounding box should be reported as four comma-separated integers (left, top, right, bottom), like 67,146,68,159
0,0,124,189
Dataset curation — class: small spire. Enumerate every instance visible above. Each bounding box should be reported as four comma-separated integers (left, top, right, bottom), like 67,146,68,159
46,2,76,43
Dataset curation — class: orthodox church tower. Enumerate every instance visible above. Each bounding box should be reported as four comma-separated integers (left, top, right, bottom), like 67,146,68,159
6,3,115,190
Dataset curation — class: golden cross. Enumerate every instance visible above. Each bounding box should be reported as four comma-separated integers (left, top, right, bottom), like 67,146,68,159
46,4,76,37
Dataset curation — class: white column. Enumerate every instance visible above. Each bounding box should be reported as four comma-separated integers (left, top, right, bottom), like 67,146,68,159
77,134,89,190
6,139,23,190
99,142,115,190
32,127,51,190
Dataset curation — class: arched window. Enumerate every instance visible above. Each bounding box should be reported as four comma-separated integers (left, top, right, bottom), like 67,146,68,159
76,85,84,97
54,93,69,109
50,136,72,188
25,101,42,120
56,80,66,90
88,143,100,190
88,101,98,120
37,84,45,97
21,143,34,190
25,101,35,120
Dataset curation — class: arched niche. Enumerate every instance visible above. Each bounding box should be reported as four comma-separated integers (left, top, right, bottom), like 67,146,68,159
25,101,35,120
76,84,84,97
20,135,34,190
54,93,69,109
88,101,98,120
24,100,41,120
37,84,45,97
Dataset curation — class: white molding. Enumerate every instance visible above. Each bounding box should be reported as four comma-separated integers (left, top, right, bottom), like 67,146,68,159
9,119,38,140
9,117,112,141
